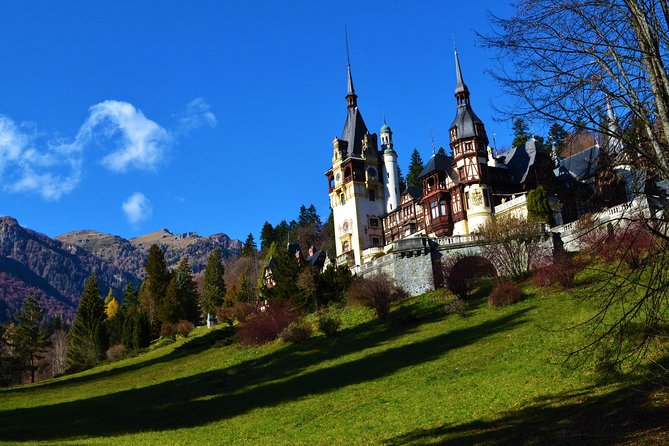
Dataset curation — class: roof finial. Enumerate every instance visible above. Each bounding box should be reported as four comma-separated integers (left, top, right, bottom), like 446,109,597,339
430,127,436,154
453,39,470,104
344,25,357,108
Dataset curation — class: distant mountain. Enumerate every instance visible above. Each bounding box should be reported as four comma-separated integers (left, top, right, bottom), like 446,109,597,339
0,217,241,322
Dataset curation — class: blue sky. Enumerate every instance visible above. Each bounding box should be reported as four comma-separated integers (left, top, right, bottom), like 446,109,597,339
0,1,518,243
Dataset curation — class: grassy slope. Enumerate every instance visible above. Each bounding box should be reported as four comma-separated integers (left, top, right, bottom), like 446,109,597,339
1,281,667,445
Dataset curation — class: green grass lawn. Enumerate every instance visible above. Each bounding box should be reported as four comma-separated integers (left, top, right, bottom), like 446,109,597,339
1,276,667,445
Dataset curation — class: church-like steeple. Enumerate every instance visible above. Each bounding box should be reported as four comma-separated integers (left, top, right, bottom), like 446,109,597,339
454,48,470,107
346,64,358,109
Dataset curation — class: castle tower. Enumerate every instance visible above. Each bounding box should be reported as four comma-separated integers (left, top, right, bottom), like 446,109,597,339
448,48,493,234
326,64,386,266
380,120,400,213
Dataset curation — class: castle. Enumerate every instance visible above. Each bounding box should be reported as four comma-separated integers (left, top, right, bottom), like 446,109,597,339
325,49,648,279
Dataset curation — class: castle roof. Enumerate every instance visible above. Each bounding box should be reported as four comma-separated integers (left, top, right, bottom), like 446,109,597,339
341,107,369,157
449,104,485,139
496,139,546,184
555,145,600,181
418,152,458,182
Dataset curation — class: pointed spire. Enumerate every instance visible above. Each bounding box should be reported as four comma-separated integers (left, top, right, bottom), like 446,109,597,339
345,27,358,109
453,44,470,106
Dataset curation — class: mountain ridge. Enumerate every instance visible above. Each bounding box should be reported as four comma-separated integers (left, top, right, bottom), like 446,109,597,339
0,216,242,321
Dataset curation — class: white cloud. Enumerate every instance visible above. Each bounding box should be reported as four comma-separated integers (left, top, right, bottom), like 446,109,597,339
79,100,172,172
122,192,152,224
0,97,213,200
175,97,217,135
0,115,82,200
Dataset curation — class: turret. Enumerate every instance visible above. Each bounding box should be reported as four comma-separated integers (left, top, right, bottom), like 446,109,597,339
381,120,400,212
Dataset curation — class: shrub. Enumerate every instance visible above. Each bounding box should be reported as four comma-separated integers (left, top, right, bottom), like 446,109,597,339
280,318,313,343
347,273,405,319
105,344,127,360
216,302,256,327
598,223,654,269
532,252,582,289
238,300,298,346
317,311,342,338
160,320,194,339
488,280,523,307
442,255,496,300
444,298,469,316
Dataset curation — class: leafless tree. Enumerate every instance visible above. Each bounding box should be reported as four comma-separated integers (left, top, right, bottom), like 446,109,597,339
477,216,549,280
481,0,669,177
482,1,669,370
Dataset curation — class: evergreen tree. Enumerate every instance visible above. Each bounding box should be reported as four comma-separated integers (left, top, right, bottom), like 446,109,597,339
274,220,290,246
67,276,107,369
263,244,302,303
142,245,171,335
202,248,226,316
512,118,530,147
132,312,151,349
527,186,554,225
547,122,568,155
14,293,48,383
298,204,321,227
160,259,199,324
259,221,276,253
121,282,138,312
241,233,257,257
397,165,407,194
406,148,425,190
323,210,336,258
437,146,447,156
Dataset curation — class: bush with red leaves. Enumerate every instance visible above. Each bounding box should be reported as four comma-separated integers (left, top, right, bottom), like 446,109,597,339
532,252,583,289
160,320,194,339
443,256,497,300
488,280,523,308
347,273,406,319
598,223,655,269
237,299,298,346
215,302,256,327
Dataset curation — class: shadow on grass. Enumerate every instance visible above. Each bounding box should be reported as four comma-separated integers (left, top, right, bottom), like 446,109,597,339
2,325,238,395
0,308,531,442
382,381,669,446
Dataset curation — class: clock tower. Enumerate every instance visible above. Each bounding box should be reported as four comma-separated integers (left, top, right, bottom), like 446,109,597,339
326,64,386,266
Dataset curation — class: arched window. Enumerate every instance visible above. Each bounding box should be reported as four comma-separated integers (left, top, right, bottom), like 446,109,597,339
342,240,350,252
340,194,346,205
344,166,352,180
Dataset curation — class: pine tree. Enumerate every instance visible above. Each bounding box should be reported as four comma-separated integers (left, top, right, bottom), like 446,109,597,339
121,282,138,312
259,221,276,253
175,258,199,323
241,233,257,257
142,245,172,335
298,204,321,227
67,276,107,369
406,148,425,190
548,122,568,155
397,165,407,194
437,147,447,156
14,292,48,383
512,118,530,147
527,186,554,225
202,248,226,316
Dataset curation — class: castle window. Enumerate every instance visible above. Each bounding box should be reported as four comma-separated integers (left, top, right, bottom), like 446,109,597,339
483,188,489,207
465,191,470,209
430,201,439,219
465,142,473,152
369,217,379,228
369,189,376,201
328,176,334,190
344,166,352,181
342,241,350,252
440,199,447,216
371,237,380,247
340,194,346,205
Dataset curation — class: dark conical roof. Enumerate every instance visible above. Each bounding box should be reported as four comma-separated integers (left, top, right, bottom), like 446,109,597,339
418,152,458,181
341,62,368,157
454,49,469,97
450,104,485,138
